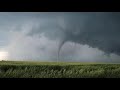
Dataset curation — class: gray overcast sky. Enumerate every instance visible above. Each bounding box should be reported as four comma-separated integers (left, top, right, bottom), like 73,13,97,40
0,12,120,62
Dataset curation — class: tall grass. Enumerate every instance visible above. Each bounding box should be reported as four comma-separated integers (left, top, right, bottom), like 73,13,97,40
0,61,120,78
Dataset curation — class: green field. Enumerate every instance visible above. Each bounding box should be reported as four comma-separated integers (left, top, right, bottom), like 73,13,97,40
0,61,120,78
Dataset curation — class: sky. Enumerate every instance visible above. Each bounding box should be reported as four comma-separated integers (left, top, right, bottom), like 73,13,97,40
0,12,120,62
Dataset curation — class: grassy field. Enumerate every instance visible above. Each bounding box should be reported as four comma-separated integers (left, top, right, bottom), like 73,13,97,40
0,61,120,78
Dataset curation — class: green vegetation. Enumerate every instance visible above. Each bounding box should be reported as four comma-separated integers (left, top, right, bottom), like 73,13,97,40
0,61,120,78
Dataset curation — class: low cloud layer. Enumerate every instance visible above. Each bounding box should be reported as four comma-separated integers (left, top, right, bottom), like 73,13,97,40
0,12,120,62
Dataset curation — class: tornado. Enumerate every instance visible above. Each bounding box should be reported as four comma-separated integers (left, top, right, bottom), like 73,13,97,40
57,39,67,62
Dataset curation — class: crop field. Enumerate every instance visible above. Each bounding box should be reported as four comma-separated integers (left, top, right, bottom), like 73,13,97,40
0,61,120,78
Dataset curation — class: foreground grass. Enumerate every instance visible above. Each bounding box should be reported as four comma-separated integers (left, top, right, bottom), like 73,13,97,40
0,61,120,78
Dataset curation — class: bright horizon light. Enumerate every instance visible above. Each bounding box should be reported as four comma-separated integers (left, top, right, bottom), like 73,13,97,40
0,51,8,60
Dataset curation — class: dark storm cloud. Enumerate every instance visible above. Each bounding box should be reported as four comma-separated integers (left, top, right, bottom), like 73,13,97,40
27,12,120,56
0,12,120,62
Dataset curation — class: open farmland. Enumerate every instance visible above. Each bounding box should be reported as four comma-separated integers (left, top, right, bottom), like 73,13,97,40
0,61,120,78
